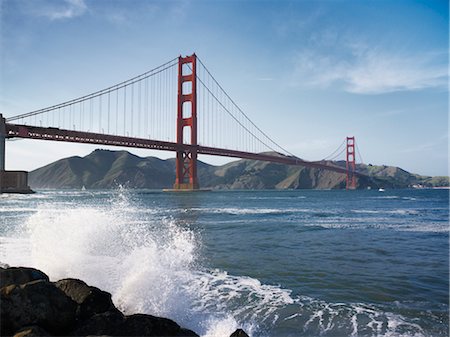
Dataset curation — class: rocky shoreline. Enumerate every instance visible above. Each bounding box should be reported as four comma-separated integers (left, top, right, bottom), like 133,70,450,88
1,266,249,337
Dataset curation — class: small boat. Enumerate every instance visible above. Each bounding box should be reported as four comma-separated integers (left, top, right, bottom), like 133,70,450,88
81,185,86,191
378,188,385,192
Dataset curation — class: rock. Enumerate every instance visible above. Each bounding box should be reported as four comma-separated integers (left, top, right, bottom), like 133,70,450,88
118,314,199,336
72,312,199,337
70,310,124,336
55,278,116,319
230,329,250,337
1,279,77,335
179,328,200,337
13,325,50,337
0,267,49,288
1,266,200,337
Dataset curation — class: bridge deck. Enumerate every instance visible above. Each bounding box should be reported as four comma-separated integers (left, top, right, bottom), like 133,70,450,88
5,123,357,176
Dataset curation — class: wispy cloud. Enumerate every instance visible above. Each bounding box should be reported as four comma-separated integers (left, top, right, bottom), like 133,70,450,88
103,3,160,26
401,134,448,154
293,43,448,94
29,0,87,20
98,1,184,26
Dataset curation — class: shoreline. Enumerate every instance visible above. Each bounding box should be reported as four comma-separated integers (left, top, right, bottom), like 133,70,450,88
1,265,249,337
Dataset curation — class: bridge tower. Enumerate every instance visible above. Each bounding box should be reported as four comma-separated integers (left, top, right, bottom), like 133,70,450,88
346,136,356,190
173,54,199,190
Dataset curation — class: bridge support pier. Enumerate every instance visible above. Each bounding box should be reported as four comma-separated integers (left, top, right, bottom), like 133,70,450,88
173,54,199,190
0,114,33,194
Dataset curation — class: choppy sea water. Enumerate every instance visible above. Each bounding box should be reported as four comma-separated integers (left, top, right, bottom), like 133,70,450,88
0,188,448,337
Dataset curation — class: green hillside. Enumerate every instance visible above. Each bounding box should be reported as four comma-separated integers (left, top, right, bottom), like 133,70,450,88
29,149,449,190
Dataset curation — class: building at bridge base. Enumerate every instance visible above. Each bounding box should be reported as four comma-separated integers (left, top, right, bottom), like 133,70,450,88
0,171,34,194
173,54,200,191
0,114,33,194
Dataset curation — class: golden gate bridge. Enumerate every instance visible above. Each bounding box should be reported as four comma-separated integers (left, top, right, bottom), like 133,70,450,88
0,54,364,191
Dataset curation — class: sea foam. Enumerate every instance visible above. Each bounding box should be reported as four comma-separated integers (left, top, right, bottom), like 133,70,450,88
0,191,292,336
0,190,441,336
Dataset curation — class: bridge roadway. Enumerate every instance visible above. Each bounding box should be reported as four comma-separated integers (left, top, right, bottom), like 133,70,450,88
5,123,359,176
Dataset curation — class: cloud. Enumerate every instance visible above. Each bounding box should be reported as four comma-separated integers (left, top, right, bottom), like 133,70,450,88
293,44,448,94
401,134,448,154
30,0,87,20
103,3,160,25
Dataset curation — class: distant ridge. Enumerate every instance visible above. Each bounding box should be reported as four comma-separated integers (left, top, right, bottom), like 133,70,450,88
29,149,449,190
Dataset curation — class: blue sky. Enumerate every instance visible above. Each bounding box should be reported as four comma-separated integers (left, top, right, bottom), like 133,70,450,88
1,0,448,176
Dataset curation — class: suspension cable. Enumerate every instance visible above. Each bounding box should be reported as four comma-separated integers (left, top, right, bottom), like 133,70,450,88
328,146,347,161
6,57,178,122
197,57,298,157
322,139,346,160
355,142,364,164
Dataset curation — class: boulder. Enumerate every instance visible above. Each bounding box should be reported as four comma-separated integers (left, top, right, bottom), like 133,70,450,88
0,267,49,288
55,278,115,319
230,329,250,337
13,325,50,337
1,280,77,335
70,310,124,336
0,266,200,337
71,312,199,337
179,328,200,337
119,314,199,337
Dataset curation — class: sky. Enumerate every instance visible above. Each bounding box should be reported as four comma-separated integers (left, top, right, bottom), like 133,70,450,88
0,0,448,176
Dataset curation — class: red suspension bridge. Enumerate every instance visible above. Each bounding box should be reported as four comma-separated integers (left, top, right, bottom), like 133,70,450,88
0,54,364,191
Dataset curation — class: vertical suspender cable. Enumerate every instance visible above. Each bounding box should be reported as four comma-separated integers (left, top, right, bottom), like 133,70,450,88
145,77,148,138
99,95,102,132
138,80,141,138
131,83,134,137
107,91,110,134
124,86,127,135
116,88,119,135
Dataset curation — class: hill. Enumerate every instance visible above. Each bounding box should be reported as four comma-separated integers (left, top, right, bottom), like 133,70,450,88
29,149,449,190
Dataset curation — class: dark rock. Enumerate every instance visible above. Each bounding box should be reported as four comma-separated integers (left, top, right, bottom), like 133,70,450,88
230,328,250,337
1,280,77,335
70,310,124,336
119,314,199,336
55,278,116,319
179,328,200,337
0,267,49,288
13,325,50,337
1,266,200,337
72,312,199,337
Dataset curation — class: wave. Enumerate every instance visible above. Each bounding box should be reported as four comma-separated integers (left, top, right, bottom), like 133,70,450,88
282,298,427,337
0,193,267,336
0,207,38,213
352,209,420,215
246,196,307,200
188,207,305,215
313,221,448,233
0,190,445,336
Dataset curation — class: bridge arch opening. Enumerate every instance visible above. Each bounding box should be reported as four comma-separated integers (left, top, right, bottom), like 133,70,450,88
182,127,191,145
182,101,192,119
182,63,193,76
182,82,192,95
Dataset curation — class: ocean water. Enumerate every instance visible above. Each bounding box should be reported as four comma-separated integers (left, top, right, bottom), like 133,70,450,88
0,188,448,337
